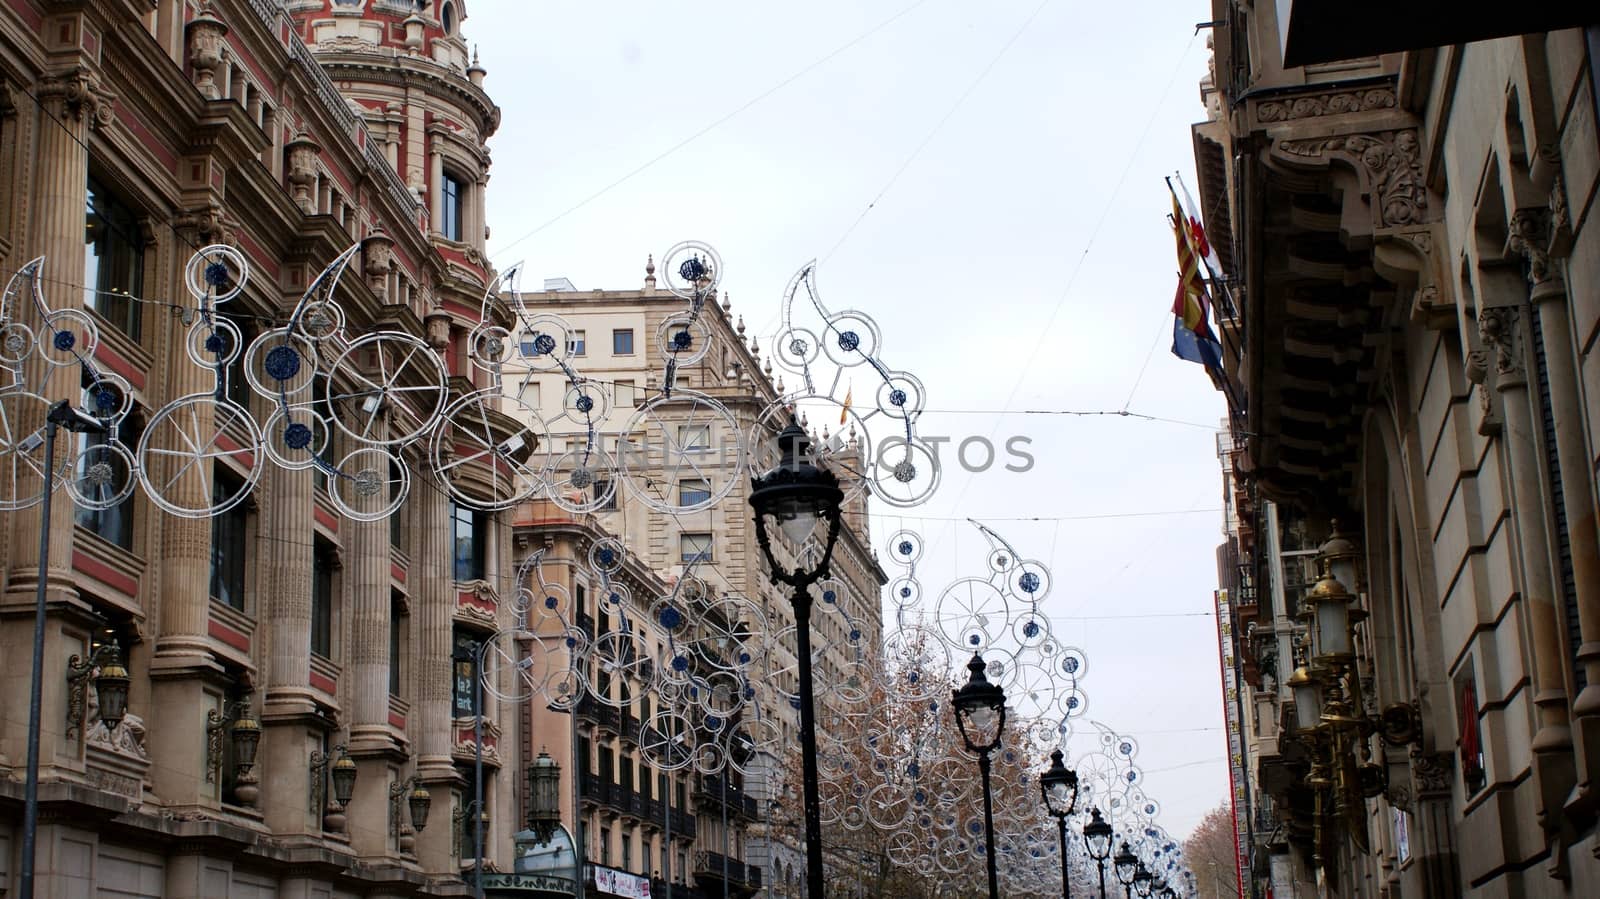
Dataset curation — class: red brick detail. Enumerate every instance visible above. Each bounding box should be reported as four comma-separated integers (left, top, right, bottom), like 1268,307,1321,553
70,550,139,596
314,504,339,533
92,342,146,390
310,669,337,695
213,432,256,469
208,619,250,652
388,710,407,730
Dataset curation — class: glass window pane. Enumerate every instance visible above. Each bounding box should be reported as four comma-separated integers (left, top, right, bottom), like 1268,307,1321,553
612,329,633,354
679,478,711,506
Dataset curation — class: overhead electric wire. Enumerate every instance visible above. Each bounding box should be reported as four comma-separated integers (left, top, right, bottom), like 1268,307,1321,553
491,0,938,263
822,0,1056,263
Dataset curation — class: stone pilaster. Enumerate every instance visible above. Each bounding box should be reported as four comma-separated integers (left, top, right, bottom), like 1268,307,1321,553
1479,305,1577,858
1512,209,1600,814
347,428,400,858
414,449,457,872
0,66,107,785
260,462,318,835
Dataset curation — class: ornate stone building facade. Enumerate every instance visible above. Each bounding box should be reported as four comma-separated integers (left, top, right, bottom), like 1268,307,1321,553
0,0,527,895
1198,3,1600,897
505,271,888,898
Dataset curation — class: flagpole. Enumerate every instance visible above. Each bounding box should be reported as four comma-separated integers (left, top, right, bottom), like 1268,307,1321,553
1166,175,1248,421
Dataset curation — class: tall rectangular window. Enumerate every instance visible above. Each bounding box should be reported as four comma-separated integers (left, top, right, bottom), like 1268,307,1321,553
209,468,248,610
679,478,711,507
84,174,143,340
621,834,632,871
389,593,404,696
449,501,486,581
311,538,335,657
677,424,710,451
441,173,463,241
600,827,611,866
613,380,635,408
612,329,634,355
680,533,713,563
453,628,482,716
389,460,407,552
599,745,614,784
75,416,137,550
568,329,586,356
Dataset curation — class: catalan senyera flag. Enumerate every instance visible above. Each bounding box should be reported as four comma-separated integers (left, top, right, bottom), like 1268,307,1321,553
1169,189,1223,369
840,385,852,425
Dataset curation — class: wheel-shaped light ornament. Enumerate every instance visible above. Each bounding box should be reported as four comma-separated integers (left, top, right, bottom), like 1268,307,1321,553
431,389,550,511
0,390,52,511
184,244,250,304
327,446,408,521
659,240,723,300
261,405,331,470
479,628,548,702
655,313,712,365
870,435,941,508
619,389,744,514
546,446,618,514
936,577,1009,652
640,712,695,771
245,328,318,400
326,332,448,446
66,440,136,511
39,309,98,368
136,395,262,518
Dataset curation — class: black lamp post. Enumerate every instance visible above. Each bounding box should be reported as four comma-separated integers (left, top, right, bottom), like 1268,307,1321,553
1113,843,1138,899
748,421,844,899
1133,861,1153,898
1040,749,1079,898
951,652,1008,899
20,399,107,899
1083,808,1113,899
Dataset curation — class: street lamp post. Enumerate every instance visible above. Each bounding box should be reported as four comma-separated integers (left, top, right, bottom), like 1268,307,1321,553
952,652,1008,899
20,399,109,899
1039,749,1080,898
1114,843,1138,899
1083,808,1113,899
748,421,844,899
1133,861,1153,898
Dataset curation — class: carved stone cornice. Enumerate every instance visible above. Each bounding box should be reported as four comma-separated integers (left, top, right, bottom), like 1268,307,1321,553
1258,86,1397,123
1276,129,1429,229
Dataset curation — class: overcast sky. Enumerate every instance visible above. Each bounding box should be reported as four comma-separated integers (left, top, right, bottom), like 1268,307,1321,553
470,0,1229,841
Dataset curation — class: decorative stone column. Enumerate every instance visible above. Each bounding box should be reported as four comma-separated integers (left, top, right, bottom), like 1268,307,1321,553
1473,304,1576,854
428,140,444,234
347,428,399,859
415,314,458,871
1511,208,1600,813
1404,753,1462,897
0,64,110,805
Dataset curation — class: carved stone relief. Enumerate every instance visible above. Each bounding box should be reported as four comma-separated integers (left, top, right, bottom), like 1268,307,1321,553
1277,129,1428,228
1258,87,1397,123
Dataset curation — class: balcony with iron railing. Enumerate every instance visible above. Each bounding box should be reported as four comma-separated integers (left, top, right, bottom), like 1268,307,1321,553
695,851,761,895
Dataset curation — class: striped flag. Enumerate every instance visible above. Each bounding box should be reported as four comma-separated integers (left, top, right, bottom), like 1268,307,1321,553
1169,189,1223,369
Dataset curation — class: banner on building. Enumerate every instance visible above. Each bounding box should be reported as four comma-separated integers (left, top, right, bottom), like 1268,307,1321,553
592,865,652,899
1215,589,1248,899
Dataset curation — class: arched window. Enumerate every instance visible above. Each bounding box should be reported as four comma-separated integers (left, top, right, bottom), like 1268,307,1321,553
441,1,455,34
